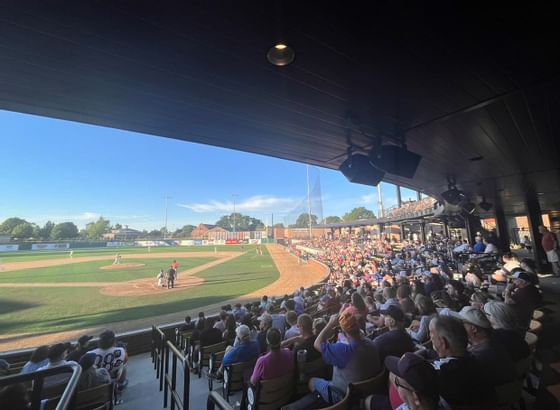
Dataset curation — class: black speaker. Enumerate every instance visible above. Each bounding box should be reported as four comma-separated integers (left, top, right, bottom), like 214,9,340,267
339,154,385,186
370,145,422,178
441,188,466,205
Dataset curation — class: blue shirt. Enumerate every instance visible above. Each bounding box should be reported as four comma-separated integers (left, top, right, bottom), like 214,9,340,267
473,242,485,253
222,340,260,367
321,341,360,368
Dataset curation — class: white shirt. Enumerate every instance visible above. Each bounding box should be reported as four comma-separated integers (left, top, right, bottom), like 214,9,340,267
284,325,300,340
484,243,497,254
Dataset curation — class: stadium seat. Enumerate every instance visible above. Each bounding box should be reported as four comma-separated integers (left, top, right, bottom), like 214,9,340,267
530,320,543,335
295,357,331,396
533,310,545,321
246,371,295,410
318,387,351,410
349,369,387,408
197,341,227,378
222,360,256,401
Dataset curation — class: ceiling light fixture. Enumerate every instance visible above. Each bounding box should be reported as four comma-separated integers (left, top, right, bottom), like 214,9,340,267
267,43,295,66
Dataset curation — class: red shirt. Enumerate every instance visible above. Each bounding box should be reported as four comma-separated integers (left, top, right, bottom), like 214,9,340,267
171,261,179,270
542,232,557,252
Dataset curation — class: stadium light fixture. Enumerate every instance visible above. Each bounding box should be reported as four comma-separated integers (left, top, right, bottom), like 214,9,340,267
267,43,295,66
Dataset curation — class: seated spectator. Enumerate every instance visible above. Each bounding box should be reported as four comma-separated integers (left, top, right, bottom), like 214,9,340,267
214,311,228,333
469,291,490,310
383,353,450,410
250,328,293,385
67,335,93,362
282,314,322,362
310,311,381,405
397,284,416,315
222,315,237,346
454,306,515,387
260,295,271,311
373,306,415,362
484,301,530,362
212,325,260,379
233,303,247,321
380,286,400,310
473,237,485,254
284,311,300,339
492,252,520,282
0,383,30,410
179,315,195,332
267,305,287,337
90,330,128,388
483,239,498,254
431,290,459,312
21,345,49,374
504,271,543,329
199,317,223,347
312,318,327,336
37,343,76,388
257,314,273,354
426,316,492,406
411,280,427,300
78,353,111,391
445,280,469,307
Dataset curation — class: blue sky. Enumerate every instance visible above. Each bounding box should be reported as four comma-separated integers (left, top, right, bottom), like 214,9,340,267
0,110,421,231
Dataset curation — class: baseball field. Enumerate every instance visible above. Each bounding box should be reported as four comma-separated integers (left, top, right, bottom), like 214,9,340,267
0,244,327,350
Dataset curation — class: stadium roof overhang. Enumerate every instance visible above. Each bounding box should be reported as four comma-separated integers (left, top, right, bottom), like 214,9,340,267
0,1,559,215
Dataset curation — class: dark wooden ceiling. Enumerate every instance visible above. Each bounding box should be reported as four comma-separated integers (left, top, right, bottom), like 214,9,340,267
0,0,559,215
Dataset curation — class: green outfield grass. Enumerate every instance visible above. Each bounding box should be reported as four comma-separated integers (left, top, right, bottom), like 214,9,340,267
0,246,278,335
0,245,251,263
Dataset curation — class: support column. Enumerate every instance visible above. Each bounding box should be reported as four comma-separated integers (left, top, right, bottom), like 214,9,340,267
400,223,406,241
464,214,482,245
526,190,546,272
420,221,426,243
417,191,422,201
494,203,511,252
443,219,450,238
396,185,402,208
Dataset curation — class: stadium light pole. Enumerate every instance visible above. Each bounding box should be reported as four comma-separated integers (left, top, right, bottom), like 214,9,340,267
164,195,172,239
232,193,239,236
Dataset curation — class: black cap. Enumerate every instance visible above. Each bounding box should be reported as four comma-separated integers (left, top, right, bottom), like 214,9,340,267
79,352,96,370
385,353,438,397
380,305,405,322
78,335,93,346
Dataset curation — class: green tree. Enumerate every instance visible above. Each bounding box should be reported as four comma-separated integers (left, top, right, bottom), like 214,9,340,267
50,222,79,239
114,223,123,230
0,217,28,234
11,222,34,239
174,225,195,238
324,216,343,224
147,230,160,238
40,221,55,239
215,213,264,231
295,213,318,228
343,207,376,222
86,217,111,239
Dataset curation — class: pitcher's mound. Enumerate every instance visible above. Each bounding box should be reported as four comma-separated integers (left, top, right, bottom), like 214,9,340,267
99,263,145,270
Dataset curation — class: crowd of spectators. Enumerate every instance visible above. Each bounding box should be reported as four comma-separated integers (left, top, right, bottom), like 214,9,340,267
175,233,544,409
0,329,129,408
384,197,436,220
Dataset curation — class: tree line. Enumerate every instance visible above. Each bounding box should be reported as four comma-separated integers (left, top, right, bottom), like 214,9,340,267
0,207,375,240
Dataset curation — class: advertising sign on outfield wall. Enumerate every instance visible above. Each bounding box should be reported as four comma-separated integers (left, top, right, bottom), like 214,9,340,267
249,239,261,244
0,244,19,252
180,240,194,246
225,239,239,244
31,243,70,250
106,241,128,247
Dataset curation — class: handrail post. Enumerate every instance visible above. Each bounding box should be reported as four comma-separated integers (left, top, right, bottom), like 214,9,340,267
183,355,190,410
171,354,177,410
163,340,169,408
160,330,166,391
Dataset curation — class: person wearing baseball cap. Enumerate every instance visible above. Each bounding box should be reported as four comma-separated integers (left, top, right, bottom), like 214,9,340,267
373,305,415,362
308,311,381,405
210,324,260,380
67,335,93,362
381,352,449,410
504,269,542,329
454,306,515,388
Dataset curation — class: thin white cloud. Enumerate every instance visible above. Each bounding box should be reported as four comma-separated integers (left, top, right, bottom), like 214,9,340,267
360,193,377,204
178,195,299,213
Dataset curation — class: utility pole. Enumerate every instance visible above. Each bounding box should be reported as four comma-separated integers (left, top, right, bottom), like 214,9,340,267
307,165,313,239
377,183,384,218
163,195,172,239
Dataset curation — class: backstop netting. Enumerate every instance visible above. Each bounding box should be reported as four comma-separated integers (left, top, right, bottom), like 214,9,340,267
283,166,324,229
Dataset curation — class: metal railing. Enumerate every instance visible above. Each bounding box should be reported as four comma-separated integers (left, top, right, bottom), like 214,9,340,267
206,391,234,410
163,340,190,410
152,325,167,392
0,362,82,410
